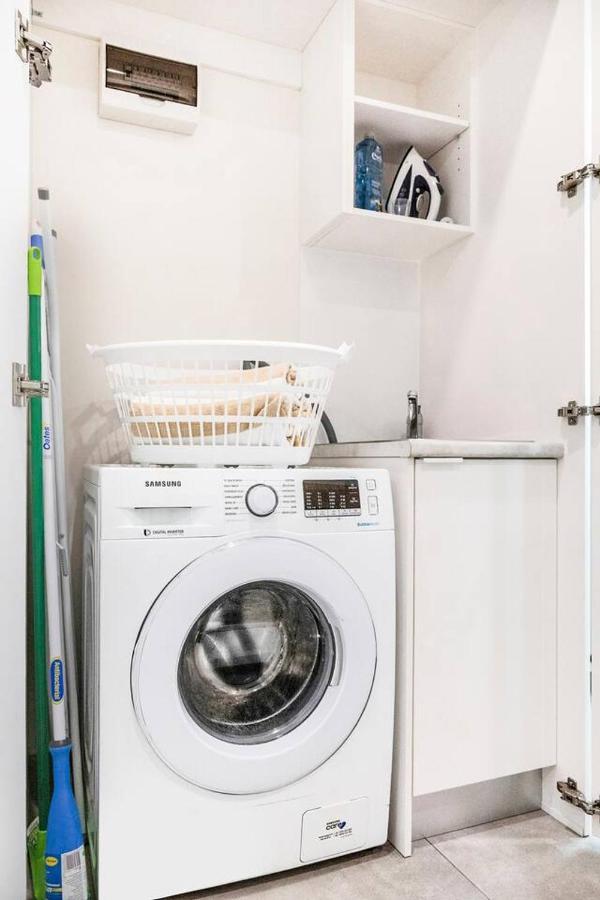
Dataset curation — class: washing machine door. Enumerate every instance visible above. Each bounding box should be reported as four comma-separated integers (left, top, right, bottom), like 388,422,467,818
131,536,376,794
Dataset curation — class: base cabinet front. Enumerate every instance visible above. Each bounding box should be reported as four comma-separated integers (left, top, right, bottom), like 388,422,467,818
412,458,557,796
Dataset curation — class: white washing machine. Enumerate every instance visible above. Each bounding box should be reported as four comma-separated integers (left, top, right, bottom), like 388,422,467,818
82,465,395,900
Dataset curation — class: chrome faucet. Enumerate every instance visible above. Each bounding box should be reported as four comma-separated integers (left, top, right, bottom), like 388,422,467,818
406,391,423,439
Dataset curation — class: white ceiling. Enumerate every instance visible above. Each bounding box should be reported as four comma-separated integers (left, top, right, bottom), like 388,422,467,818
114,0,336,51
393,1,500,29
114,0,501,51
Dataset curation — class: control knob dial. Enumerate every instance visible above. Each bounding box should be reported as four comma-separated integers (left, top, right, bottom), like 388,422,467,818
245,483,278,517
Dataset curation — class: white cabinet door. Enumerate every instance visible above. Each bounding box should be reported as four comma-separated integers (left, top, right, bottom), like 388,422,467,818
0,2,30,894
590,0,600,840
413,458,557,797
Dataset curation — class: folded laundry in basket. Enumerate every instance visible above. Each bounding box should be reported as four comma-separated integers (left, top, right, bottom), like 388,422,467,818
128,392,312,441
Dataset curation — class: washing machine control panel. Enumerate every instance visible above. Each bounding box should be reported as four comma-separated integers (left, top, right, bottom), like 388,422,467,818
221,471,387,527
89,466,393,538
302,479,361,518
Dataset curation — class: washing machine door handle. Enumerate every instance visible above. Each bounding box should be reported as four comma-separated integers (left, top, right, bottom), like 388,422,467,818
329,625,343,687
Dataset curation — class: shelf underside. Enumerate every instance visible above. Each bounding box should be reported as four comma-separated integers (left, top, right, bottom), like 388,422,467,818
354,96,469,159
355,0,470,85
307,209,473,262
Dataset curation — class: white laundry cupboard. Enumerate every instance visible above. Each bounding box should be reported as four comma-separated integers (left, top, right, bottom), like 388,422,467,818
312,441,560,856
4,2,597,895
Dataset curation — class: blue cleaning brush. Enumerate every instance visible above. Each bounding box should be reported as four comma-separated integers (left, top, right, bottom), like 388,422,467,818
45,744,87,898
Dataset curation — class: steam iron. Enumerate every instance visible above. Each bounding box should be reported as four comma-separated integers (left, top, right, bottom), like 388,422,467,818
386,146,444,220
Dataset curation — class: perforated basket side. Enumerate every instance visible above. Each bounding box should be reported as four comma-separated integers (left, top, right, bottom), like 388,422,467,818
90,341,347,463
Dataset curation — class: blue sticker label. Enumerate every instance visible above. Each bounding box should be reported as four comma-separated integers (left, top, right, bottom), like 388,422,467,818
43,424,52,451
50,658,64,703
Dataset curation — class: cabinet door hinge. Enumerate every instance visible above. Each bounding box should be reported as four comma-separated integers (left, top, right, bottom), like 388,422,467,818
15,9,52,87
557,399,600,425
557,778,600,817
12,363,49,407
557,161,600,198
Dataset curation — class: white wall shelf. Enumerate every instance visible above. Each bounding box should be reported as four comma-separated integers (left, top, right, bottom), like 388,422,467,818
354,96,469,158
306,208,473,262
301,0,473,261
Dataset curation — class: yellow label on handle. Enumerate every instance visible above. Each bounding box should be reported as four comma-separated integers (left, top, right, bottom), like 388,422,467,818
28,246,43,296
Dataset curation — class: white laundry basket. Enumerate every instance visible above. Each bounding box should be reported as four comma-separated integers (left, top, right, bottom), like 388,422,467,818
89,340,351,466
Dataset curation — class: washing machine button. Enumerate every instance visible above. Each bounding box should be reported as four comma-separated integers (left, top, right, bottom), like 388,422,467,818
245,484,279,517
366,479,377,490
367,496,379,515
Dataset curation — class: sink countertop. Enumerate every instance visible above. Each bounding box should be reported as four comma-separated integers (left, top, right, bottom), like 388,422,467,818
311,439,564,460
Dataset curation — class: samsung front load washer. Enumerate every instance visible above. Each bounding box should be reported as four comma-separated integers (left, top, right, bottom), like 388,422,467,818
82,465,395,900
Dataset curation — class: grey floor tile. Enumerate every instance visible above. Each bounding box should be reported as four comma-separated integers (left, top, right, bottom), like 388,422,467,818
430,810,600,900
169,841,486,899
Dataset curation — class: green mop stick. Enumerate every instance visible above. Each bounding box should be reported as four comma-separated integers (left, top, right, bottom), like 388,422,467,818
29,245,50,832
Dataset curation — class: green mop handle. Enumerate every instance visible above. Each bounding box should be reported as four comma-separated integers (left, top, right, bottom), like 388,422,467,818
28,245,50,832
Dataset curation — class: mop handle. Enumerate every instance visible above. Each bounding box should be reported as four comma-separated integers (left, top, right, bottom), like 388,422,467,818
33,231,69,745
37,190,86,827
28,246,51,832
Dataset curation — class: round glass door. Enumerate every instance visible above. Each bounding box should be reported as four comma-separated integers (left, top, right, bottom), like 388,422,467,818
131,536,376,794
178,581,335,745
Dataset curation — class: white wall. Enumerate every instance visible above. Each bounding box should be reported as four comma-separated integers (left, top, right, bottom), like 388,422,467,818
31,24,302,590
420,0,583,444
300,248,419,441
37,0,301,89
31,13,420,588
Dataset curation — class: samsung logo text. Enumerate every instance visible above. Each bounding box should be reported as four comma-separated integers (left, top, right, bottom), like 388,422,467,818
144,480,182,488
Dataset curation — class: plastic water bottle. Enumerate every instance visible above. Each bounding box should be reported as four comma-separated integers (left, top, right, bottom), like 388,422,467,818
354,134,383,212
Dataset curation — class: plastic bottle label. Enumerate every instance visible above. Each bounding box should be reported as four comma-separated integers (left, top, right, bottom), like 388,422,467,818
61,845,88,900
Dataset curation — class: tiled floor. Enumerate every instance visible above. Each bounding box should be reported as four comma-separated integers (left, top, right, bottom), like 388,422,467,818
170,811,600,900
